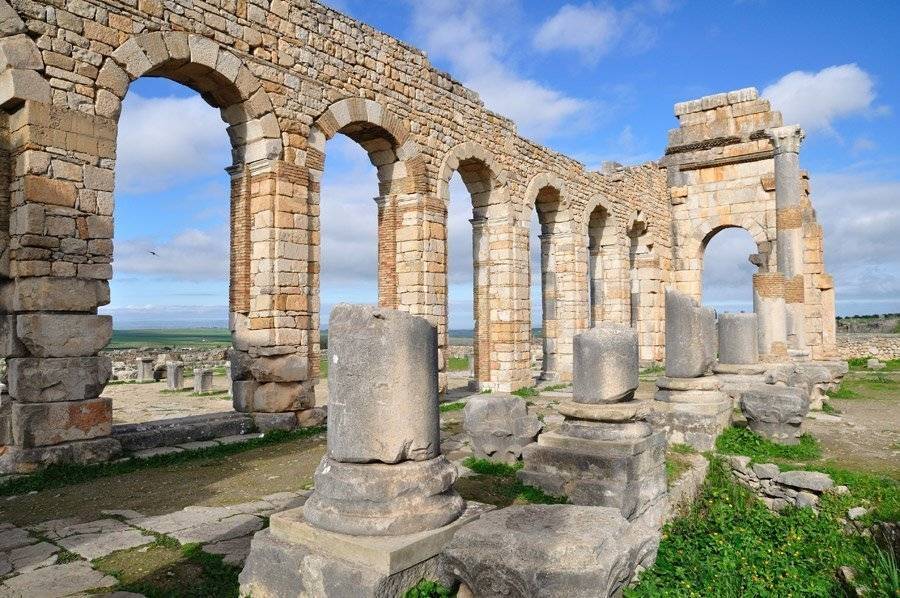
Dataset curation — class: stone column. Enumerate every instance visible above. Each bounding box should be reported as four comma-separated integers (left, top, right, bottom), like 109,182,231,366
648,289,731,451
519,323,666,529
753,272,788,362
240,305,478,597
166,362,184,391
193,368,213,394
471,217,490,389
538,232,558,381
768,125,808,357
374,195,398,310
713,313,767,408
137,357,155,383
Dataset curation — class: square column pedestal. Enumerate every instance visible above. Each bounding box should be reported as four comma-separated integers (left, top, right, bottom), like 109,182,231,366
239,502,490,598
648,376,732,451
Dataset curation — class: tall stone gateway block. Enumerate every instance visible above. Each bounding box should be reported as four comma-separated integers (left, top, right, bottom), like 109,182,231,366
649,289,731,451
520,324,667,530
240,305,481,598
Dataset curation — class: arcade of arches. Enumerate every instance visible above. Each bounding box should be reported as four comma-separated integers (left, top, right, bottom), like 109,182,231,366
0,0,836,470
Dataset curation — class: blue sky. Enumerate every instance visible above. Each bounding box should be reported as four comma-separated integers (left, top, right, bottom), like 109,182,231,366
103,0,900,329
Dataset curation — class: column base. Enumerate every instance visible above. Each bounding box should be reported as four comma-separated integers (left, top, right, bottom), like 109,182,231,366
649,377,732,451
518,428,667,529
238,502,490,598
0,437,121,474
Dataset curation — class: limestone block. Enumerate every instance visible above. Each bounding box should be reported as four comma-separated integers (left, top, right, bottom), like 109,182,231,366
193,368,214,393
137,357,155,383
740,384,808,445
13,277,110,312
572,323,638,404
16,314,112,357
166,362,184,391
303,456,464,536
326,304,439,464
249,354,308,382
0,0,26,36
701,306,718,367
251,382,310,412
297,407,326,428
719,312,759,365
0,437,121,474
0,68,50,109
231,380,258,412
0,315,25,357
11,398,112,447
463,395,542,463
8,356,111,402
442,505,659,598
664,289,714,378
0,35,44,70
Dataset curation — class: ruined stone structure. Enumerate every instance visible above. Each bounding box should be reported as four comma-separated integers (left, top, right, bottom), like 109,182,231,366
0,0,837,471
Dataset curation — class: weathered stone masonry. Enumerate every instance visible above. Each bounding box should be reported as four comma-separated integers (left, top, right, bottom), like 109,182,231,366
0,0,836,471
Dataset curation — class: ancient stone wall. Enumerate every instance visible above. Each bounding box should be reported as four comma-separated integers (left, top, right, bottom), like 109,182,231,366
0,0,834,470
835,334,900,360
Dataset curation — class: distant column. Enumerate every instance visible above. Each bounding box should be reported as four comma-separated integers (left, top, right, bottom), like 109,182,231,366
166,362,184,391
768,125,808,357
193,368,213,394
137,357,155,383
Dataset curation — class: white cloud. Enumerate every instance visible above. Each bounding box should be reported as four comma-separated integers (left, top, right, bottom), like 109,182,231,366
534,3,621,58
407,0,590,140
114,227,228,281
762,64,878,133
116,93,230,194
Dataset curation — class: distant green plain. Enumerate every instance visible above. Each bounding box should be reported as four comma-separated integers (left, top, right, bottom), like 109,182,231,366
106,328,232,349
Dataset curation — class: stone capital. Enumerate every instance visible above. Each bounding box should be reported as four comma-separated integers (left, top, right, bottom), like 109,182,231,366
767,125,804,155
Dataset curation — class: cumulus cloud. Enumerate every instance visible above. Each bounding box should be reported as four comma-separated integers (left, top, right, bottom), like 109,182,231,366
407,0,590,140
762,64,878,133
114,227,229,281
116,93,230,194
701,228,758,312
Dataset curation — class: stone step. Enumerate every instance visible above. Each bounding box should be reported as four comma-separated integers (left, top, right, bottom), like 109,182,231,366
113,412,256,451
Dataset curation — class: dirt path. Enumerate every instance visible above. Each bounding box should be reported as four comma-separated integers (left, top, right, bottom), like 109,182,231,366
805,374,900,478
107,377,233,425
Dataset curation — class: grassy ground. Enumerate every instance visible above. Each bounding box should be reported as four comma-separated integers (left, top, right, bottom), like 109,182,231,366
454,457,567,507
106,329,232,349
628,455,899,597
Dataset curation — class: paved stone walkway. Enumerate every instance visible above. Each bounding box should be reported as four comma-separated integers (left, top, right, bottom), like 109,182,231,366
0,490,309,597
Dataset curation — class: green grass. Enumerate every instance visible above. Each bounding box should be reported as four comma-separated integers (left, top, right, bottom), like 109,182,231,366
319,355,328,378
439,401,466,413
627,457,899,597
511,386,539,398
95,538,240,597
542,383,570,392
715,426,821,463
0,427,325,497
105,328,232,349
640,363,665,376
820,401,840,415
848,357,900,371
454,457,567,507
404,579,454,598
448,356,470,372
826,383,859,399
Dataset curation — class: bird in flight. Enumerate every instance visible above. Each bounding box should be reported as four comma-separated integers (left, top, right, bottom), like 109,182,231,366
149,251,158,256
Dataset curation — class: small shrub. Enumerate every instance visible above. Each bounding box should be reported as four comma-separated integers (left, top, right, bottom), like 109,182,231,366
826,383,859,399
847,357,869,369
511,386,539,398
640,363,665,375
669,443,697,455
404,579,453,598
542,383,570,392
715,426,821,462
820,401,840,415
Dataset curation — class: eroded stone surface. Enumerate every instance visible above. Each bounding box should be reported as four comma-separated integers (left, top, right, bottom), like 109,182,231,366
463,395,542,462
572,323,639,404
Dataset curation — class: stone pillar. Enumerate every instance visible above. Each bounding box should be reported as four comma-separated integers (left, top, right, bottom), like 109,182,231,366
520,323,667,529
225,363,233,397
471,217,491,389
240,305,479,597
374,195,398,310
193,368,213,394
539,232,558,381
648,289,731,451
166,362,184,391
713,312,767,408
753,273,788,362
137,357,155,383
768,125,808,357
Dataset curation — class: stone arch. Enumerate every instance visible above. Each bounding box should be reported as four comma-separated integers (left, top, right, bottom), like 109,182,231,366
697,219,770,260
582,195,627,327
95,32,283,165
626,208,663,363
307,97,424,196
436,142,526,390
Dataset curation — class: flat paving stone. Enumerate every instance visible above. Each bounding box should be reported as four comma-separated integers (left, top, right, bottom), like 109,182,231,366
56,527,154,560
0,528,34,552
1,561,117,597
100,510,144,521
169,513,264,545
132,446,184,459
177,440,220,450
216,433,263,445
5,541,58,573
43,519,127,540
203,535,252,566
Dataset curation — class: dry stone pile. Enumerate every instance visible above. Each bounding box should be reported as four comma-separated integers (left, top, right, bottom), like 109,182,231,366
519,323,667,529
726,456,838,511
649,289,731,451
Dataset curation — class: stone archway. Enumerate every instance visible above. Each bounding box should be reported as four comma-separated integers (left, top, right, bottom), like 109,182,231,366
305,97,425,382
581,195,627,328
